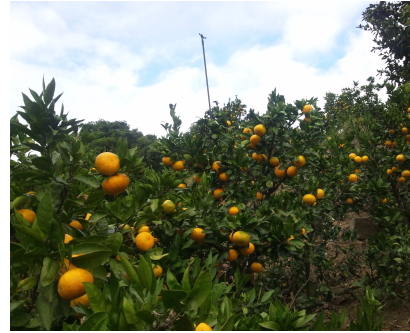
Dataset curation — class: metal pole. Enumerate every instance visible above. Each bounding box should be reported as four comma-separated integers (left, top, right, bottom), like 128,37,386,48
199,33,212,118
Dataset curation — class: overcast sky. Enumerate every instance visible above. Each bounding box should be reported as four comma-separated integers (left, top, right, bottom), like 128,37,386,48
10,1,386,137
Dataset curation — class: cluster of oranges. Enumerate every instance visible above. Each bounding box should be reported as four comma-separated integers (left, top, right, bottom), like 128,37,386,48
302,189,325,207
95,152,129,195
162,156,187,172
302,104,313,123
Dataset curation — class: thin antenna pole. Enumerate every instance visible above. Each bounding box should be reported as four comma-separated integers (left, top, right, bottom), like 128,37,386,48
199,33,212,117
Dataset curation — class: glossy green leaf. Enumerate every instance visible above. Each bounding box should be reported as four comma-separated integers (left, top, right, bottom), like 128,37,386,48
40,257,59,287
184,270,212,311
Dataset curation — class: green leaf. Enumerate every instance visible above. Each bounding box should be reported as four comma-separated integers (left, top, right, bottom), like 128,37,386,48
294,314,316,328
10,300,27,312
17,276,37,290
37,293,52,331
160,289,187,310
261,290,275,303
118,253,144,298
40,257,59,287
71,243,112,269
259,321,281,330
10,196,27,211
184,270,212,311
63,322,78,331
166,270,183,290
31,157,54,173
136,310,156,324
150,198,159,213
44,78,55,106
84,282,107,313
122,297,138,325
220,315,235,331
36,191,53,238
73,169,100,188
181,266,191,293
136,254,153,292
78,312,108,331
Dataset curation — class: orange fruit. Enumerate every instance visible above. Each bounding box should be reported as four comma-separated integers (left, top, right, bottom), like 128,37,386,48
94,152,120,176
226,249,238,261
250,262,263,273
58,258,77,278
70,293,90,307
274,165,286,178
348,153,357,159
385,140,392,146
249,142,258,149
195,323,212,331
286,166,298,177
58,268,93,300
212,161,222,174
380,198,388,204
232,231,250,246
177,183,187,188
269,157,280,167
102,173,130,195
348,174,358,182
354,169,361,174
213,188,225,200
261,154,268,162
302,105,313,113
162,200,176,214
250,134,261,144
172,161,185,171
69,220,84,231
240,242,255,255
17,209,36,224
252,152,263,162
256,192,263,201
406,135,410,141
219,172,229,182
303,194,316,206
402,127,409,135
194,174,201,183
135,232,155,251
294,155,306,167
287,235,295,245
153,265,163,278
389,129,395,134
191,228,206,242
398,176,406,183
354,156,362,163
85,213,92,221
226,120,231,126
361,156,369,162
392,166,398,171
228,207,239,215
387,168,393,175
346,198,354,204
64,234,74,244
304,117,311,123
254,124,266,136
402,170,410,178
162,156,173,166
138,226,150,233
316,189,325,199
396,154,406,162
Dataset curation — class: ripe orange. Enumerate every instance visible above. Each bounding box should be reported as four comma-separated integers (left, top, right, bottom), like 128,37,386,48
195,323,213,331
212,161,222,174
254,124,266,136
252,152,262,162
402,127,408,135
286,166,298,177
385,140,392,146
274,165,286,178
380,198,388,204
269,157,280,167
348,153,357,159
303,194,316,206
194,174,201,183
387,168,393,175
172,161,185,171
316,189,325,199
361,155,369,162
64,234,74,244
389,129,395,134
398,176,406,183
135,232,155,251
250,134,261,144
102,173,130,195
219,172,229,182
162,156,173,166
94,152,120,176
213,188,225,200
240,242,255,255
228,207,239,215
177,183,187,188
354,156,362,163
392,166,398,171
226,249,238,261
70,293,90,307
191,228,206,242
17,209,36,224
153,265,163,278
294,155,306,167
396,154,406,162
138,225,150,233
58,268,93,300
348,174,358,182
304,117,311,123
226,120,231,126
232,231,250,246
69,220,84,231
249,142,258,149
346,198,354,204
354,169,361,174
406,135,410,141
302,105,313,113
402,170,410,178
261,154,268,162
256,192,263,201
162,200,176,214
250,262,263,273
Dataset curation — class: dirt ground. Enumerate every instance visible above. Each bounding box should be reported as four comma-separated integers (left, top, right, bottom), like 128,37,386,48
320,214,410,331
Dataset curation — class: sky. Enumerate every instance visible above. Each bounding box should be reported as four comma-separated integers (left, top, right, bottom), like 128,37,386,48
9,1,387,137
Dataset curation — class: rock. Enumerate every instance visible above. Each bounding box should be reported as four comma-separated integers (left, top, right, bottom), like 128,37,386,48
349,216,378,240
